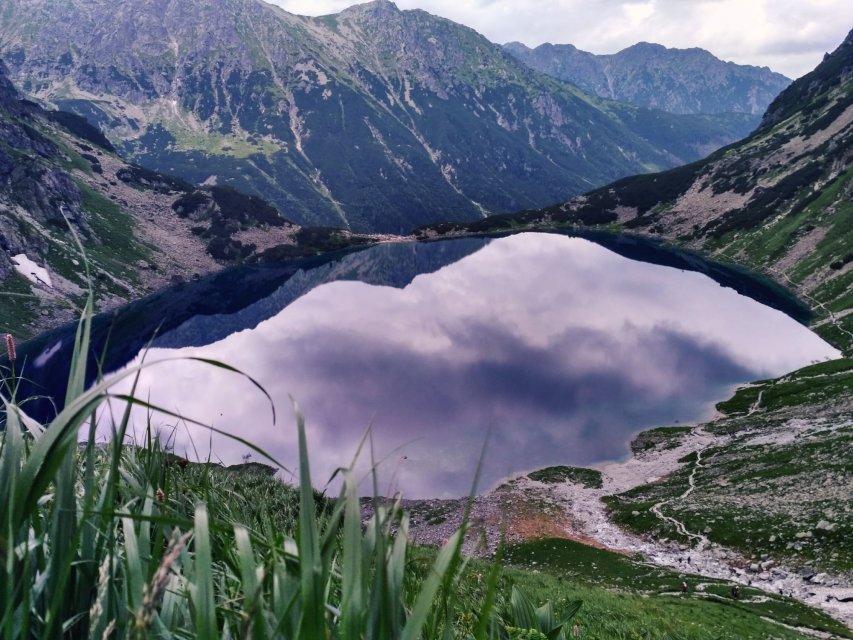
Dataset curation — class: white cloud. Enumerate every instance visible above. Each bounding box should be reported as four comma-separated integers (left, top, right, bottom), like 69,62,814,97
266,0,853,78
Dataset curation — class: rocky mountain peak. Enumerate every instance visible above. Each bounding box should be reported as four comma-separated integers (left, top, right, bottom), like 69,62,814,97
619,42,715,63
350,0,399,10
504,41,580,54
338,0,400,20
504,39,791,115
0,0,775,233
623,41,667,54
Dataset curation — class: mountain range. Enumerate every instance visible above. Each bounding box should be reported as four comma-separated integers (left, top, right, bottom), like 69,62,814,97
423,27,853,355
503,41,791,116
1,0,842,349
0,0,761,233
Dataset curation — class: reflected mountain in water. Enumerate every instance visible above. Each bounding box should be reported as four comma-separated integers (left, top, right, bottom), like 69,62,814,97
59,232,836,497
9,238,488,422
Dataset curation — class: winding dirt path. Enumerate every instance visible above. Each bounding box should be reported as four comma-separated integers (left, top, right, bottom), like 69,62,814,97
771,267,853,345
649,431,710,550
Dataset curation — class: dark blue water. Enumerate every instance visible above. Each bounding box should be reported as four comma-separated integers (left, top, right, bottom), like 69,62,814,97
9,232,838,497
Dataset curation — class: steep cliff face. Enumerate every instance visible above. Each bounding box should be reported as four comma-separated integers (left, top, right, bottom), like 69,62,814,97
1,0,758,233
0,61,23,114
504,41,791,116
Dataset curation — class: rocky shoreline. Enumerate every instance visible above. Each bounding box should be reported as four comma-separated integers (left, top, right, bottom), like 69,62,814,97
372,417,853,630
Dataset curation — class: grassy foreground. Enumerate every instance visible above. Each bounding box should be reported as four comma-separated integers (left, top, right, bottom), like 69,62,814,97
0,289,584,639
1,296,849,639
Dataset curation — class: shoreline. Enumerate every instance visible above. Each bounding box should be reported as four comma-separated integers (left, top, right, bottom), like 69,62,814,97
393,417,853,630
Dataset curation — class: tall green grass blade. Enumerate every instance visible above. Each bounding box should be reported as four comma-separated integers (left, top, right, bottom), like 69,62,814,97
45,304,93,639
234,526,258,604
193,503,217,638
12,392,103,526
293,402,325,640
19,533,33,640
436,431,491,637
95,371,142,568
388,506,409,635
65,291,93,405
340,471,364,640
0,400,21,521
272,558,301,637
2,401,43,439
122,517,145,612
234,525,266,639
80,415,99,561
0,401,22,638
473,537,505,640
400,528,465,640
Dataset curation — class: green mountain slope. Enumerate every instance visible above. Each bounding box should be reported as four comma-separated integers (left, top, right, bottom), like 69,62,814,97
607,358,853,575
0,60,364,339
1,0,758,233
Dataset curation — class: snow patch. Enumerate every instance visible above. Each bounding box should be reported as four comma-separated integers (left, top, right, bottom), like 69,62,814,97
34,340,64,368
12,254,52,287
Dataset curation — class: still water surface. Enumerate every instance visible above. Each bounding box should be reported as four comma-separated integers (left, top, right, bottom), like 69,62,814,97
94,233,837,496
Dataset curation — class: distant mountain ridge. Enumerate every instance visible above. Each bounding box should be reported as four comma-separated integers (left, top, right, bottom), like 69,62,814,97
424,28,853,355
0,0,758,233
503,41,791,116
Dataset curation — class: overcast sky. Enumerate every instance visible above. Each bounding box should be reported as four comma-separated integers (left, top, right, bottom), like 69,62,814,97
268,0,853,79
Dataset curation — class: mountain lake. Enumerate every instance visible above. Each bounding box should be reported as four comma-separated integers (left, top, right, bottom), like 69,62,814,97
13,231,841,497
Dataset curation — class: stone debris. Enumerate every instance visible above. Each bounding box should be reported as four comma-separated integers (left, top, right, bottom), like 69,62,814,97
375,413,853,629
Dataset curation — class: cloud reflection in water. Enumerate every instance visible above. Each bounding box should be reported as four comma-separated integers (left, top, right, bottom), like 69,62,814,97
107,234,839,497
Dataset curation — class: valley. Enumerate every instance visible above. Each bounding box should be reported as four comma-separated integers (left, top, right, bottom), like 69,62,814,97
418,28,853,356
0,1,851,638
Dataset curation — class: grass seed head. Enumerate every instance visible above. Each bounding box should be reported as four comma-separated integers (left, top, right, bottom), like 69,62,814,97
5,333,15,362
135,529,193,633
102,620,116,640
88,557,111,631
